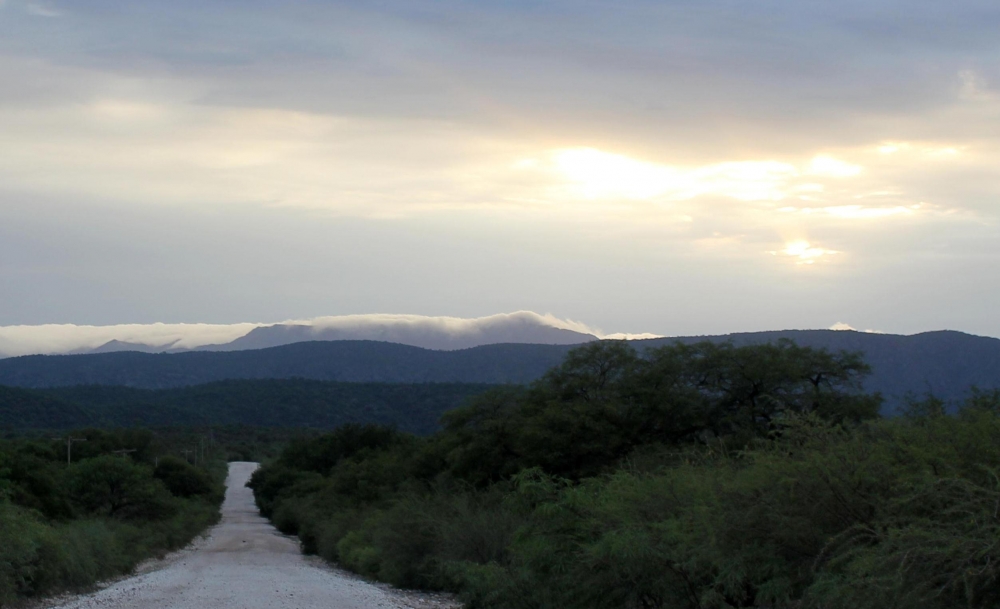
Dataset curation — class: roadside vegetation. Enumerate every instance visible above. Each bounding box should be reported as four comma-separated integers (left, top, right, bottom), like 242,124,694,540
0,429,225,606
250,339,1000,609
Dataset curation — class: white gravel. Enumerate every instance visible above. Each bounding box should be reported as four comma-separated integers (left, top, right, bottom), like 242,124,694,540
43,462,460,609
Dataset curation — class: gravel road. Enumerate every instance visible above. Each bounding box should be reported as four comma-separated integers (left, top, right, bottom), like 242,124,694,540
45,462,458,609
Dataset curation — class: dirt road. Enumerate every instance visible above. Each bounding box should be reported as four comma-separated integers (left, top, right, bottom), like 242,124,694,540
45,462,455,609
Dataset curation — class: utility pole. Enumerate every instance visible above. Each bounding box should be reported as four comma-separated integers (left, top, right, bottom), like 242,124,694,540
53,437,87,465
112,449,137,458
180,449,194,463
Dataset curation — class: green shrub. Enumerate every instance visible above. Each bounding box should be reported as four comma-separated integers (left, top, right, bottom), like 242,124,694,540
337,528,383,579
69,456,174,521
0,429,225,606
0,503,49,603
154,456,217,499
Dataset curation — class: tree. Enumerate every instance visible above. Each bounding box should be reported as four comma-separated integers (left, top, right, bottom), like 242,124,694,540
69,455,173,520
645,340,879,437
440,387,527,485
153,456,216,498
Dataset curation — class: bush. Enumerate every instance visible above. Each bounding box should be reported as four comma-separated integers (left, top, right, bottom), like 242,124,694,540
69,455,175,521
154,456,218,499
0,429,225,606
0,503,50,603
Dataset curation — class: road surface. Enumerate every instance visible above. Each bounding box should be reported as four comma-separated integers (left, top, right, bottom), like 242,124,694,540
46,462,456,609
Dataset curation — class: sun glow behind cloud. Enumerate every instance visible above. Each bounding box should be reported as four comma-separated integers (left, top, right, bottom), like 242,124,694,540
778,204,922,219
876,141,965,158
807,156,862,178
0,54,986,280
535,147,899,210
548,148,804,202
0,60,974,229
1,0,999,340
771,241,839,264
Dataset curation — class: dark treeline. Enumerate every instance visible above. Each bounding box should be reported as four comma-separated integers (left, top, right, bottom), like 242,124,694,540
0,341,574,388
250,339,1000,609
0,380,493,434
0,428,225,605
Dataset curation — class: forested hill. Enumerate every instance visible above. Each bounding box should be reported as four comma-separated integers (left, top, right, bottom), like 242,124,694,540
0,380,492,433
0,385,95,429
1,330,998,411
0,341,577,388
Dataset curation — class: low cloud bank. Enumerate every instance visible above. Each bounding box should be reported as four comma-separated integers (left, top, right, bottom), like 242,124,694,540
0,312,657,357
0,322,262,358
830,322,886,334
304,311,594,337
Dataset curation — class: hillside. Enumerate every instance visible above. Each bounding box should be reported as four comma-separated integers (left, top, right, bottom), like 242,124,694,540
0,341,573,388
1,330,998,412
0,385,94,430
0,380,493,433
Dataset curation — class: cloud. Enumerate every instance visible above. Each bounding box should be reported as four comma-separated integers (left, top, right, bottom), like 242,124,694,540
25,2,62,17
807,156,862,178
544,148,802,202
286,312,663,344
958,69,993,101
829,322,885,334
0,311,649,357
779,204,922,220
0,322,261,358
602,332,664,340
302,311,595,337
770,241,839,265
0,0,999,341
0,86,535,217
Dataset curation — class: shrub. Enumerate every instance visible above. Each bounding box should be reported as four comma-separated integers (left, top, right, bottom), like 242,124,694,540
154,456,217,499
68,455,175,521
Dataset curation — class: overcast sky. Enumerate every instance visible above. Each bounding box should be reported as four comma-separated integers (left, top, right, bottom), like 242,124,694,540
2,0,999,339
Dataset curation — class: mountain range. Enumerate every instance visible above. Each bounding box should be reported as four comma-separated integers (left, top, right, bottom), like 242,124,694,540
0,312,598,358
1,329,998,413
197,316,595,352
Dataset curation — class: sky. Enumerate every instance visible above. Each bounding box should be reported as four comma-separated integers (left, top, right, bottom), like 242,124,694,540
2,0,999,343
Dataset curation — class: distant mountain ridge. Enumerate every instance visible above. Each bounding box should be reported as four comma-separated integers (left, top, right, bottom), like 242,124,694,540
200,317,596,352
43,311,598,359
17,311,599,356
0,330,998,413
80,340,179,355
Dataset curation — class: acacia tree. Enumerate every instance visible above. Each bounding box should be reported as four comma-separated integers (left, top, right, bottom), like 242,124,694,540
651,339,880,437
441,340,881,480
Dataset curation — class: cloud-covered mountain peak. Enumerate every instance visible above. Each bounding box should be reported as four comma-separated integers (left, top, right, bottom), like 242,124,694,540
0,312,612,357
202,311,598,352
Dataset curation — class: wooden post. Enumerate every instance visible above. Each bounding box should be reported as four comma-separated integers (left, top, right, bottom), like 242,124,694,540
53,437,88,465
